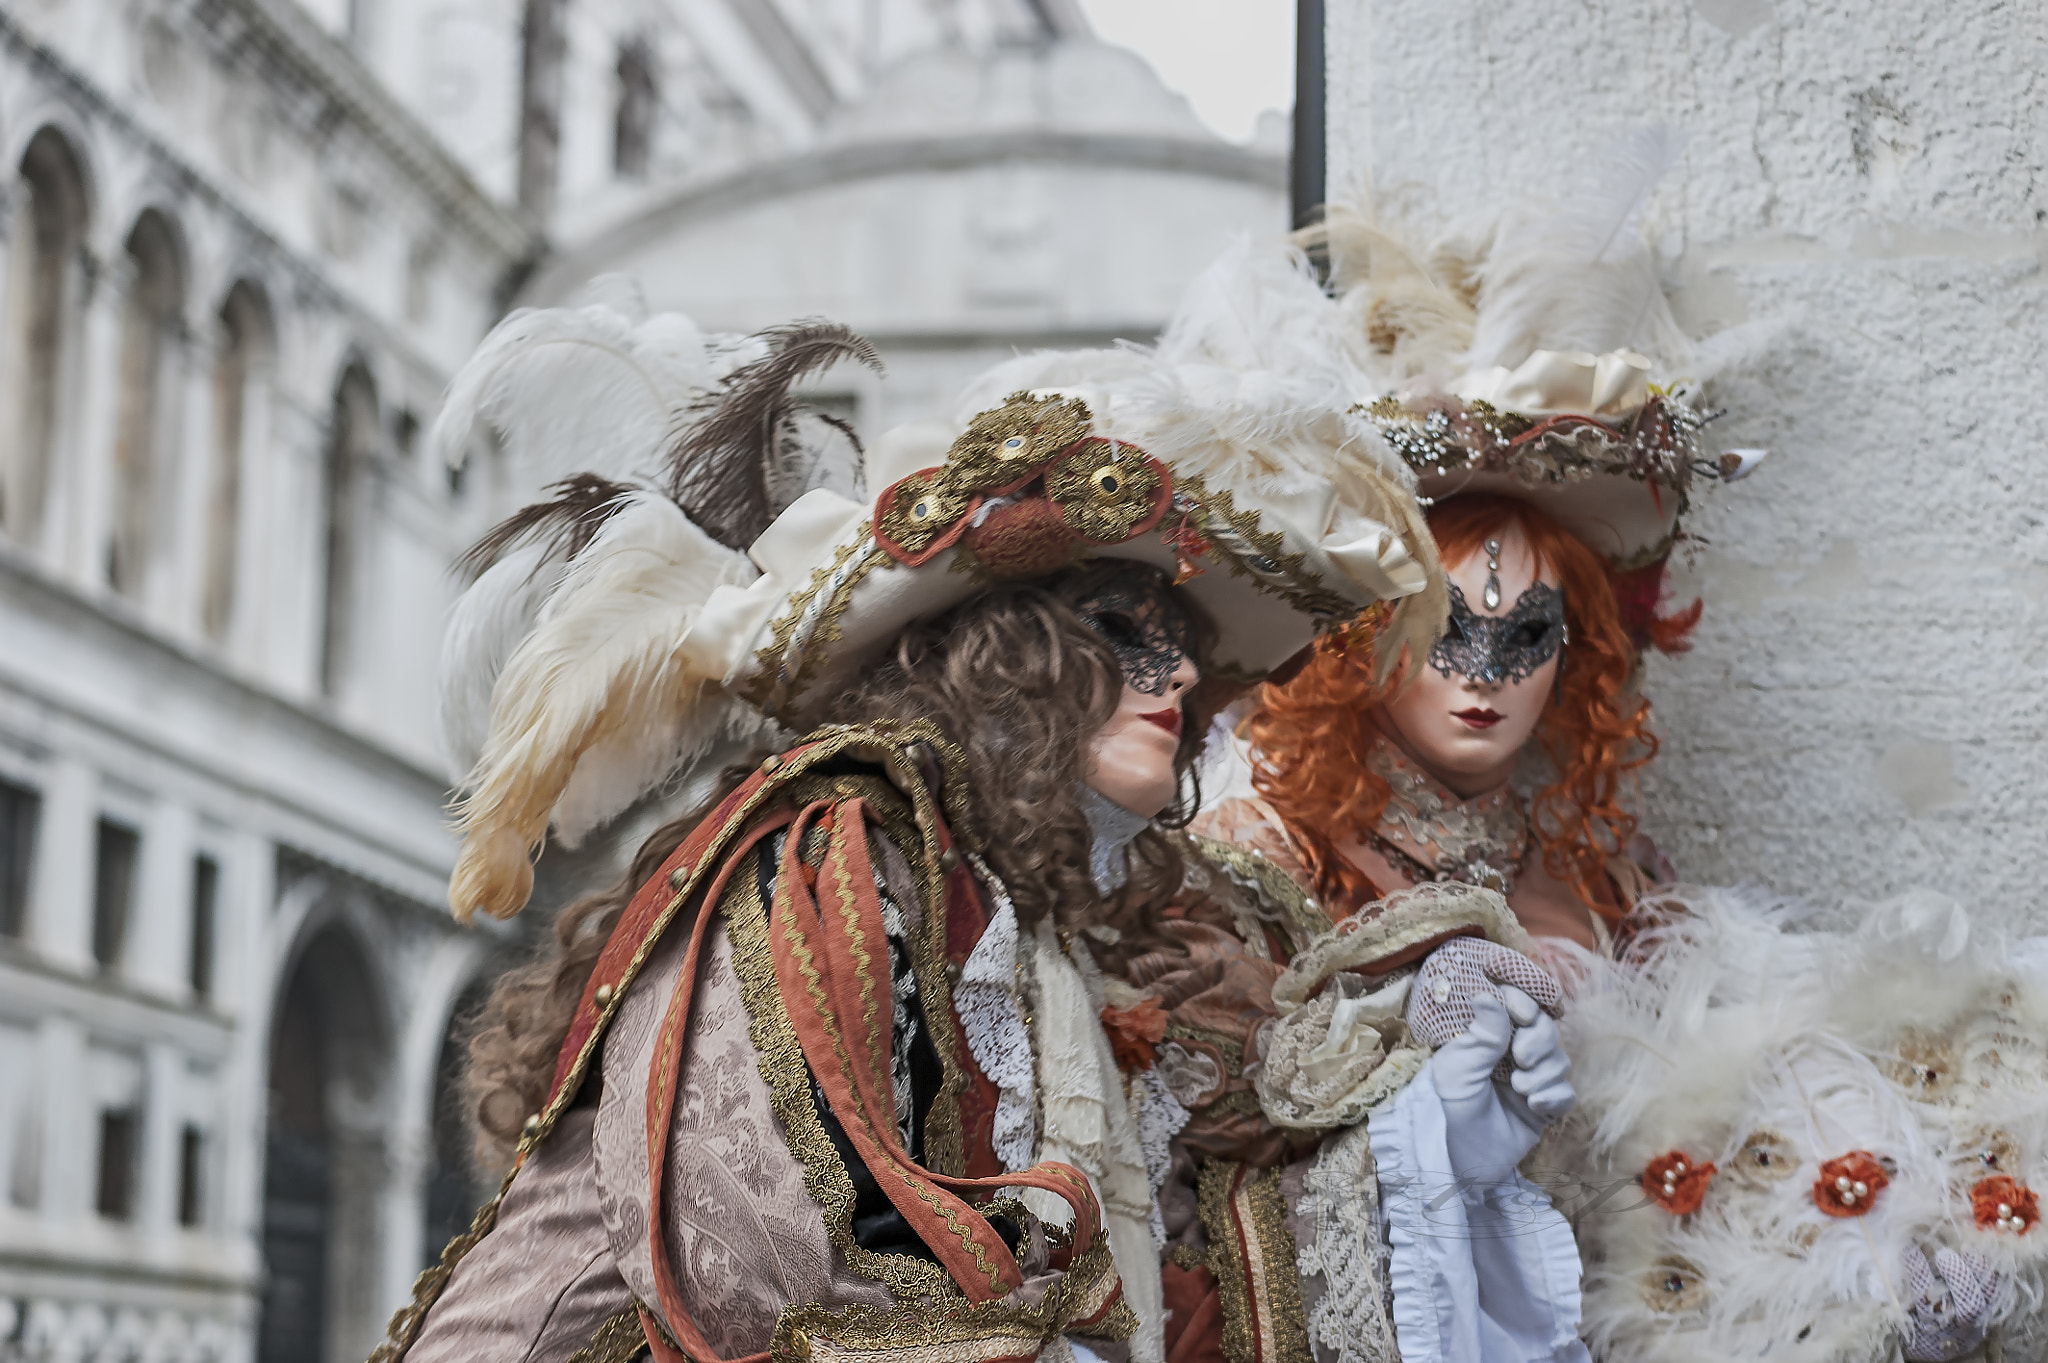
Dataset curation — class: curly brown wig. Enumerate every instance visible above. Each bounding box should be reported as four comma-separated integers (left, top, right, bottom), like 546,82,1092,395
459,561,1222,1172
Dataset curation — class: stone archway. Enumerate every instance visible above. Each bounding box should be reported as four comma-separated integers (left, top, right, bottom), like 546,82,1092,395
257,920,392,1363
421,975,497,1261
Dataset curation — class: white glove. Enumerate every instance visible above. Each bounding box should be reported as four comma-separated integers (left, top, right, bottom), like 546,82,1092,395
1431,984,1575,1181
1903,1245,2000,1362
1504,984,1576,1126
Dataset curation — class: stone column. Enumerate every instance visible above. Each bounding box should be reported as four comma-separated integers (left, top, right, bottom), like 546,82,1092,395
128,798,195,1001
1325,0,2048,914
137,1039,184,1236
27,753,95,970
56,250,125,594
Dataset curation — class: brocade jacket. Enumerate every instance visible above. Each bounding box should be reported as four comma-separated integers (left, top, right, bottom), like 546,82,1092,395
372,724,1142,1363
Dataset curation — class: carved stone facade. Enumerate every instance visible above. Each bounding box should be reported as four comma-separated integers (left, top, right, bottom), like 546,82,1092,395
0,1,531,1358
0,2,1285,1361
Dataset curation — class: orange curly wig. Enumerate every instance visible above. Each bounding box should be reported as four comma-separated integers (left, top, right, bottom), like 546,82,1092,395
1244,494,1680,920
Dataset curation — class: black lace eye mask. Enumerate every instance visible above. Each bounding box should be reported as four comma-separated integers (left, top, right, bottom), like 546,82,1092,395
1068,569,1197,697
1428,581,1568,685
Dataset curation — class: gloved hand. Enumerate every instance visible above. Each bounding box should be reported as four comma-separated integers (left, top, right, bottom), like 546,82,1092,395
1432,984,1575,1182
1503,983,1576,1127
1903,1245,2000,1362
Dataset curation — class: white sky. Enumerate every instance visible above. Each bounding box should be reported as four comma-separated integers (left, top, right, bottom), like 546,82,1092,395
1076,0,1296,144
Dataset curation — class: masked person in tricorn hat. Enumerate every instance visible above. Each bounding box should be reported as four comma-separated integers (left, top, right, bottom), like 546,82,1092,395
365,237,1436,1363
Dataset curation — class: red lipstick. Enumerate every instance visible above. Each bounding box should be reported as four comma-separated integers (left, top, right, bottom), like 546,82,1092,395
1453,707,1504,730
1139,708,1183,737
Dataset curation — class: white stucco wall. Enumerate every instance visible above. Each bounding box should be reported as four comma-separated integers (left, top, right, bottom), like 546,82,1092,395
1326,0,2048,920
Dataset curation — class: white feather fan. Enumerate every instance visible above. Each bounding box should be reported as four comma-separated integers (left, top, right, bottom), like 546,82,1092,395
1552,886,2048,1362
447,492,757,921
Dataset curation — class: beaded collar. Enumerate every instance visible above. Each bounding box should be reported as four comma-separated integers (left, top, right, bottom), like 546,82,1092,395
1362,739,1530,894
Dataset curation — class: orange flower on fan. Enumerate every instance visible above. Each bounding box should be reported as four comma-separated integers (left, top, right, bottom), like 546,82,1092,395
1972,1175,2038,1235
1641,1151,1716,1215
1100,998,1169,1074
1814,1151,1889,1218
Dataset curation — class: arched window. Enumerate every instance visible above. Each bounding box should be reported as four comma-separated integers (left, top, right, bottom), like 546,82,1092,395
259,920,391,1363
107,209,185,598
0,128,89,546
320,364,377,699
205,281,273,643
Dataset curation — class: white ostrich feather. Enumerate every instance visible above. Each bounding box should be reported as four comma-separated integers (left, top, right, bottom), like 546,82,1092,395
437,541,561,783
952,237,1444,675
1317,200,1478,390
431,304,722,486
1463,126,1694,375
447,491,756,920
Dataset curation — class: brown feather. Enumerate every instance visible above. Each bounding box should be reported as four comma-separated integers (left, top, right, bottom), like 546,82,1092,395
454,473,636,581
664,320,882,549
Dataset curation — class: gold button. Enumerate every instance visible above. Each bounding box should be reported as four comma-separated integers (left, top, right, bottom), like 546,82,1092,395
593,983,614,1008
789,1328,812,1357
1090,465,1123,496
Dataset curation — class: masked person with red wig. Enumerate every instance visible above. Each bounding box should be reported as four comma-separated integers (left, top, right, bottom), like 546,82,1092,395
1116,166,2047,1363
1085,169,1773,1363
363,241,1436,1363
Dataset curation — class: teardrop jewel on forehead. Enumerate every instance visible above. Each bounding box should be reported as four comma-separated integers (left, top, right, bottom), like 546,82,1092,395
1482,538,1503,612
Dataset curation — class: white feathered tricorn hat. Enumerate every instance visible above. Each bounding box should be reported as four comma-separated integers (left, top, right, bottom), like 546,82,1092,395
1315,130,1765,576
437,241,1440,922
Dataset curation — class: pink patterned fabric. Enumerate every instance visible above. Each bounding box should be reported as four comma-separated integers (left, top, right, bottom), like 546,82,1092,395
593,910,891,1358
406,1106,633,1363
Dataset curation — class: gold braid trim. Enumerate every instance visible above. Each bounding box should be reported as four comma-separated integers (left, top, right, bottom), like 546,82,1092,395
1183,833,1331,958
745,541,895,722
1171,475,1357,624
1198,1161,1255,1363
767,1227,1136,1363
1197,1161,1313,1363
727,832,953,1299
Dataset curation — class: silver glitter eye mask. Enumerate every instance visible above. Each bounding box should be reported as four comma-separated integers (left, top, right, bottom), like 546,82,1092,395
1069,568,1196,697
1429,581,1568,685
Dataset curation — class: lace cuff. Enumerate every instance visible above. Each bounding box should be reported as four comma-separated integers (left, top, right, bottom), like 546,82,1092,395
1252,972,1429,1131
1271,882,1532,1013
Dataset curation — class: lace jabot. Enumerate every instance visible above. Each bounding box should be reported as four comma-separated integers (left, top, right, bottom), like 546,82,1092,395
1366,741,1530,894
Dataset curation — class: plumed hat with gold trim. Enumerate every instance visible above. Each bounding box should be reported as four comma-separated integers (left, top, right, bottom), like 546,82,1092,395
436,240,1439,921
1314,130,1765,584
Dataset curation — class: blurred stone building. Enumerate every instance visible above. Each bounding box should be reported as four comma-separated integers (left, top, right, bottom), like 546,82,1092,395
0,2,1283,1362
